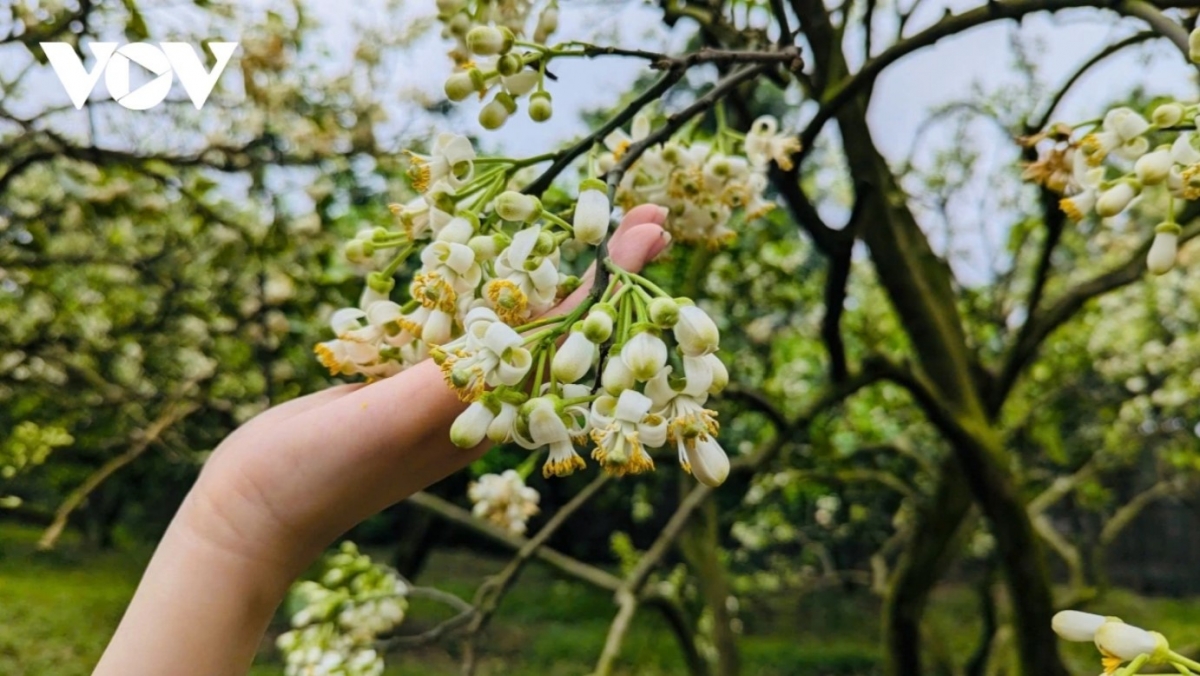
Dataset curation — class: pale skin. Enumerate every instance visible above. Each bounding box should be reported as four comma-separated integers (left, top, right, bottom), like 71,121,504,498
93,205,669,676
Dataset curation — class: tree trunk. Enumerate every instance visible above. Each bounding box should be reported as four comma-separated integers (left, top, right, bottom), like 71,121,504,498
833,92,1065,676
680,496,740,676
884,456,974,676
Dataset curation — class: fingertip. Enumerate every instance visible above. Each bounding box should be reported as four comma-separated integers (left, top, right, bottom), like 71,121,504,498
615,203,669,236
608,222,669,272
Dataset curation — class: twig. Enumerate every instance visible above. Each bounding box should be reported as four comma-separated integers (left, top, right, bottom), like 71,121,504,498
1120,0,1194,62
1027,32,1154,133
38,397,200,550
460,474,611,674
592,63,773,304
378,585,475,649
406,490,621,592
792,0,1200,166
593,482,714,676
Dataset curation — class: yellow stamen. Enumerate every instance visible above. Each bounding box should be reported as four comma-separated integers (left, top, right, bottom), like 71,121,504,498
314,343,342,375
485,279,529,324
543,454,586,478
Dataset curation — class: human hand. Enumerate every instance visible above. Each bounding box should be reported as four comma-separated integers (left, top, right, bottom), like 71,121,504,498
93,205,668,676
189,204,670,574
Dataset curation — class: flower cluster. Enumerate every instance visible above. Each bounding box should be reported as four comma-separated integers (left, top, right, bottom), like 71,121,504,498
1051,610,1198,675
277,542,408,676
315,131,733,486
467,469,541,534
437,0,559,127
600,113,794,247
1024,98,1198,276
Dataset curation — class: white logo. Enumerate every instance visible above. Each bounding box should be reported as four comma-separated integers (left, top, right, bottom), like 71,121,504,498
41,42,238,110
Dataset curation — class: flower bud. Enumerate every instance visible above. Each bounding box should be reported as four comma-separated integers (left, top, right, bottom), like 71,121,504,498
502,71,539,96
345,239,369,263
582,308,614,343
467,26,513,56
685,437,730,487
1094,181,1138,218
1153,102,1184,128
1094,621,1164,661
367,271,395,294
528,91,553,122
469,234,499,260
674,305,720,356
1135,148,1172,185
479,97,510,130
648,297,680,328
620,329,668,380
1051,611,1107,642
602,352,636,394
534,2,559,43
1191,26,1200,63
497,53,522,77
534,231,557,255
495,191,542,221
443,71,475,102
572,182,609,245
552,330,597,383
1147,222,1181,275
451,401,497,448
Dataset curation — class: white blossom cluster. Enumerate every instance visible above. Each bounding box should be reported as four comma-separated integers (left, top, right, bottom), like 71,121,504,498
600,113,796,248
315,131,734,485
1052,610,1195,675
436,0,559,127
276,542,408,676
1025,97,1200,276
468,469,541,534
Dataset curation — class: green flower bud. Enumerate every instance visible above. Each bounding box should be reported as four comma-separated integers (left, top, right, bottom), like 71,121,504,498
467,26,507,56
495,191,542,221
582,310,613,343
345,240,368,263
528,91,552,122
558,275,581,298
496,90,517,114
1153,102,1184,128
648,297,680,328
534,230,557,255
443,71,476,102
1191,27,1200,64
367,271,395,294
497,53,522,77
479,98,510,130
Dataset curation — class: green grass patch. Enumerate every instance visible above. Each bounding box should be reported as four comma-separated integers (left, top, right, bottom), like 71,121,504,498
2,523,1197,675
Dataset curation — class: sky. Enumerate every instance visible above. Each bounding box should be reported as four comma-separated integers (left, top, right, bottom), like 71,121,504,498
8,0,1199,282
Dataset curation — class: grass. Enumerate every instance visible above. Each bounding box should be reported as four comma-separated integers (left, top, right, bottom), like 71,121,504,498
1,522,1196,675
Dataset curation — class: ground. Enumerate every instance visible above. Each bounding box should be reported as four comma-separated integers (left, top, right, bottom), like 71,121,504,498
1,522,1196,675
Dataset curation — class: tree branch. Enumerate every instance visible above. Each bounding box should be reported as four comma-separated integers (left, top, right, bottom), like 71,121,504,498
793,0,1200,165
405,491,621,592
993,217,1200,408
38,397,200,550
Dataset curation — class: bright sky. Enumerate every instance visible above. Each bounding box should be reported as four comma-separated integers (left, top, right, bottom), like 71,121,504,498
10,0,1198,282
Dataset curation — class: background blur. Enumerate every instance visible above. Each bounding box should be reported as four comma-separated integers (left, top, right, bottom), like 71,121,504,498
3,0,1200,674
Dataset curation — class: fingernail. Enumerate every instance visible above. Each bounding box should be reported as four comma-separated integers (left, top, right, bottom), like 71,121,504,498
656,205,670,222
652,230,672,260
